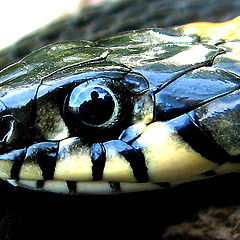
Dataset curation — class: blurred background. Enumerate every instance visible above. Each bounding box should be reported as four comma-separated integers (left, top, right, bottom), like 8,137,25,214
0,0,113,49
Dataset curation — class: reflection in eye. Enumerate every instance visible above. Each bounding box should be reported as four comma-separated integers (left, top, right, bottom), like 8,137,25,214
63,78,132,142
71,87,115,126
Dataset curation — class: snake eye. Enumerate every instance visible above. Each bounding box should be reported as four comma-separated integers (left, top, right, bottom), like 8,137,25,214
68,86,115,126
63,78,132,141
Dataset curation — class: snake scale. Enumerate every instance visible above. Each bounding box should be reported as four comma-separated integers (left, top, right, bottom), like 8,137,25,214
1,0,240,195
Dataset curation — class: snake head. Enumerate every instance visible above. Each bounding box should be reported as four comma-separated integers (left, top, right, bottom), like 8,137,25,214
1,27,240,194
0,40,156,194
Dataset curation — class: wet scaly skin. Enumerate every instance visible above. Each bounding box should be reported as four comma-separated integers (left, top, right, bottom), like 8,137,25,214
1,17,240,194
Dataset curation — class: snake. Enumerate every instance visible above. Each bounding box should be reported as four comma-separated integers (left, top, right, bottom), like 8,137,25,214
0,0,240,195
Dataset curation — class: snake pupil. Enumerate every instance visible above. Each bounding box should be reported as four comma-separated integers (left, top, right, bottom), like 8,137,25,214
77,88,115,125
68,86,115,126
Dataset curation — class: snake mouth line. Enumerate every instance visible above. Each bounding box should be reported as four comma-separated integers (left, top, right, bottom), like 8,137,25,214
7,179,161,195
7,169,218,195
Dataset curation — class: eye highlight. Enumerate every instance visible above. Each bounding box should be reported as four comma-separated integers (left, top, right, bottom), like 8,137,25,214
63,78,132,141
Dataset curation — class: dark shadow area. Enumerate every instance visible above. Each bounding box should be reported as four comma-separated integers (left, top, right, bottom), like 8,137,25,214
0,173,240,239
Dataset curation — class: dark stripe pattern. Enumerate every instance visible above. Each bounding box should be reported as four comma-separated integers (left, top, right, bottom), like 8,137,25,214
102,140,148,183
10,142,58,180
120,147,148,182
36,180,45,189
109,182,121,193
7,137,148,184
171,112,230,164
90,143,106,181
90,139,148,182
25,142,58,180
66,181,77,193
10,148,27,180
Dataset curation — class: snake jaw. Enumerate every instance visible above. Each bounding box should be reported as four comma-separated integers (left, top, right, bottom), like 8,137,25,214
0,121,146,180
0,121,159,195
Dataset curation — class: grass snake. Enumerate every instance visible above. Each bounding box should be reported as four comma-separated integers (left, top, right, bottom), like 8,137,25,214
1,0,240,195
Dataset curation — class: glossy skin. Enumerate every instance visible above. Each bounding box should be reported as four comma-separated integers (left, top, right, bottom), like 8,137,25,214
0,17,240,194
